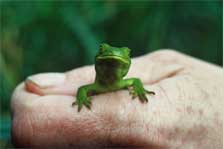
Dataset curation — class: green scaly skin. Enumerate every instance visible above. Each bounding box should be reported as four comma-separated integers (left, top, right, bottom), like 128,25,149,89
72,43,155,112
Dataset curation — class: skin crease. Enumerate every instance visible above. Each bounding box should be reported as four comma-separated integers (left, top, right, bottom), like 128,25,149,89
11,50,223,148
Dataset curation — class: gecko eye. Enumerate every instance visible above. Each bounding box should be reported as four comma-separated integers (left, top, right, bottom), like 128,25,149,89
123,47,131,55
127,48,131,54
99,44,103,49
99,45,105,53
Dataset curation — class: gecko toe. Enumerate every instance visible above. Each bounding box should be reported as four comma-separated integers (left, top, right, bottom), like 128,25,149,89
145,90,155,95
72,102,77,106
78,105,83,112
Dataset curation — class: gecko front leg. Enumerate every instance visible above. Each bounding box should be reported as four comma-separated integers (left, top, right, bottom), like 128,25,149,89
124,78,155,103
72,84,96,112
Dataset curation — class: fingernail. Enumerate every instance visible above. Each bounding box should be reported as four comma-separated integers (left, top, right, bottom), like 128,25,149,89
26,73,66,88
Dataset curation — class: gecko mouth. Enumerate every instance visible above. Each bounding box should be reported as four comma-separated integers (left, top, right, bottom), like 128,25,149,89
96,55,130,64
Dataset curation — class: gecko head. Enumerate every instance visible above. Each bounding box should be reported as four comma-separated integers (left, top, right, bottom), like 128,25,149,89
96,43,131,64
95,43,131,79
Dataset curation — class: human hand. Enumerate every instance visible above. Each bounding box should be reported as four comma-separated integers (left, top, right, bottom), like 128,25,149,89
11,50,223,148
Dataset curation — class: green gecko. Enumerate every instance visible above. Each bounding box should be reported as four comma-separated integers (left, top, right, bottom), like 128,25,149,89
72,43,155,111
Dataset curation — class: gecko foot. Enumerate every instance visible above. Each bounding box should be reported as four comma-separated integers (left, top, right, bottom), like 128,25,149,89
128,86,155,103
72,96,92,112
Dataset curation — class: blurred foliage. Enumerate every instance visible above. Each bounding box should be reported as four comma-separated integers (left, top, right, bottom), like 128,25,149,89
0,0,222,144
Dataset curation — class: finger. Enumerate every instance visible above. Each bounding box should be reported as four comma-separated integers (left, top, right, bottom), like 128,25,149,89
25,66,94,96
127,50,184,84
127,49,222,84
25,73,72,96
25,50,183,96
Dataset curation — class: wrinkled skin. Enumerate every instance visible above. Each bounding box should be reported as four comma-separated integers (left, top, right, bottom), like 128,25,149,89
73,43,154,111
11,50,223,148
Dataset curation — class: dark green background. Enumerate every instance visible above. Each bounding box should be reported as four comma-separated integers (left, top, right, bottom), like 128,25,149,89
0,1,222,147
